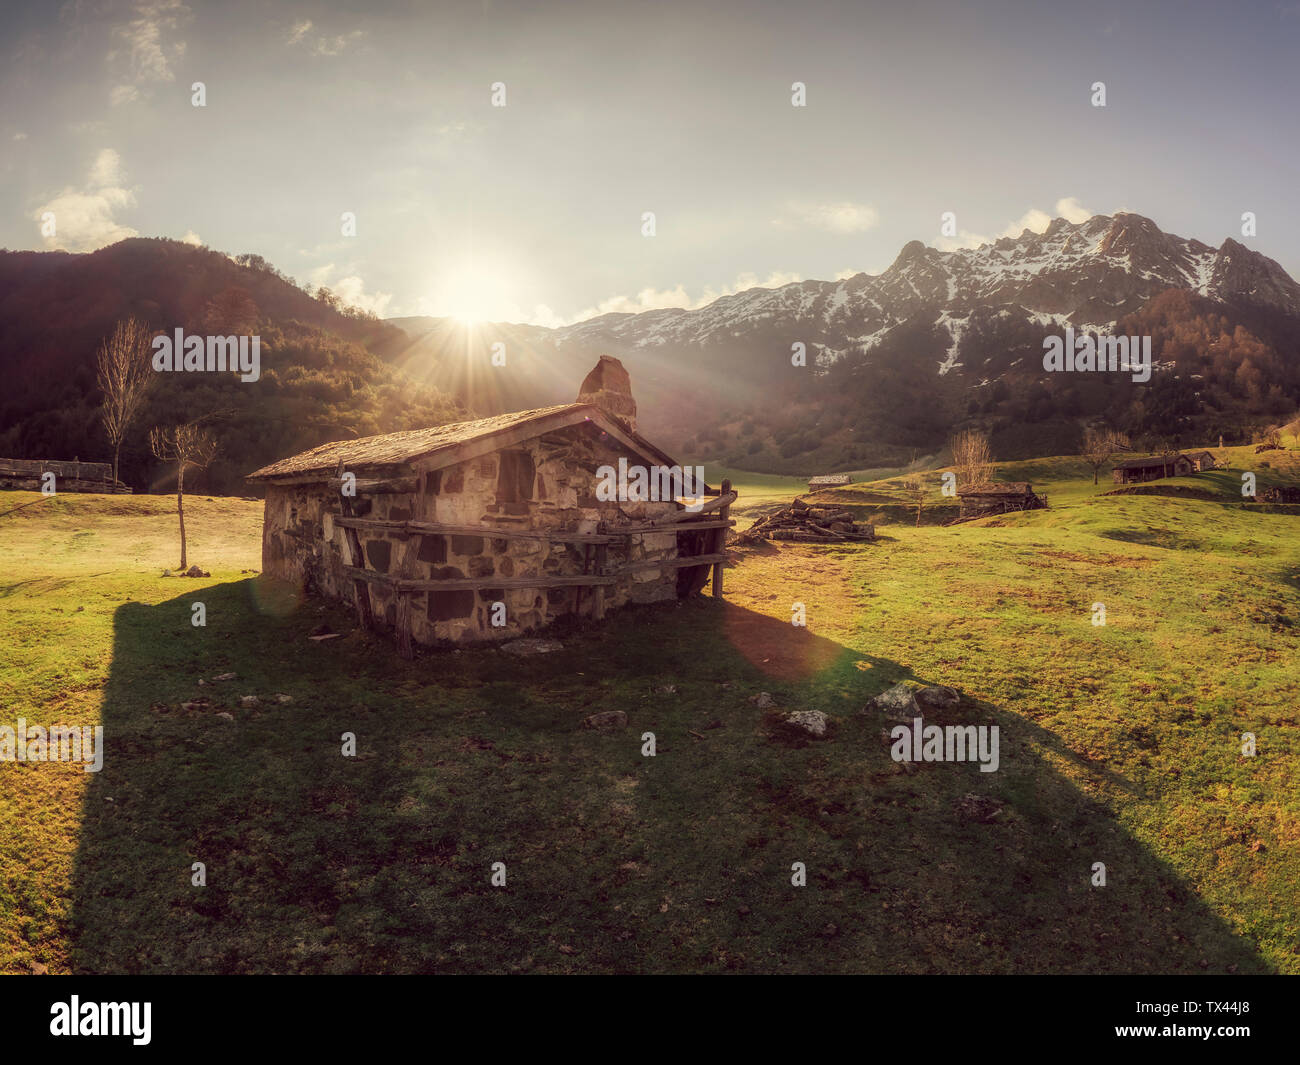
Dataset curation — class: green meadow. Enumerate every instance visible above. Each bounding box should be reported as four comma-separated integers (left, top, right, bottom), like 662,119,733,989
1,446,1297,973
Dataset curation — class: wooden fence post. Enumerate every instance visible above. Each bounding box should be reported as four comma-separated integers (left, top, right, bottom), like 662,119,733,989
712,478,731,598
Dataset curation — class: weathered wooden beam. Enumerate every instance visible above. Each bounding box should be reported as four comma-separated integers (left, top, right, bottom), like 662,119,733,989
619,552,727,574
615,518,736,534
331,515,617,544
626,492,738,529
326,475,418,495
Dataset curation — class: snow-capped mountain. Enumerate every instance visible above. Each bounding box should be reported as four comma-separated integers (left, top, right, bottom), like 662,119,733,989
391,211,1300,467
545,212,1300,378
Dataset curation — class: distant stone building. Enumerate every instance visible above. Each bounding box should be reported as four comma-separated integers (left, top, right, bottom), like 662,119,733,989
1111,454,1195,484
807,474,851,490
956,481,1045,520
0,458,131,494
246,357,734,652
1186,451,1217,472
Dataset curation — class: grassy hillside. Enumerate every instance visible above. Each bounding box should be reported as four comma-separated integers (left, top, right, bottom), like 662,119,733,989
1,449,1297,973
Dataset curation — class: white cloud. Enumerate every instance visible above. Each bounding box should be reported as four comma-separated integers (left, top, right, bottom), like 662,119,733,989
12,132,27,141
287,21,364,56
333,275,392,317
560,270,804,325
308,263,392,316
110,84,140,106
938,197,1095,251
34,149,139,252
786,201,880,234
89,147,125,186
109,0,191,87
312,32,364,56
180,229,202,246
1054,196,1093,224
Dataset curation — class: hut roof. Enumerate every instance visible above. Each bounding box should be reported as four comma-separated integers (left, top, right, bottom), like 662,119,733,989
956,481,1034,496
1113,455,1181,469
247,402,680,483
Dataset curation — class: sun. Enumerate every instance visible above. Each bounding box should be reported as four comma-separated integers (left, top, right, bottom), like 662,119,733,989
442,268,500,325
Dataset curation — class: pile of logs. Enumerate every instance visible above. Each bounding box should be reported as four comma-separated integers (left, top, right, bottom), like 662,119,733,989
736,499,876,544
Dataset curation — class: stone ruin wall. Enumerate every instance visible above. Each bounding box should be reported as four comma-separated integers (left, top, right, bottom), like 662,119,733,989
261,429,688,645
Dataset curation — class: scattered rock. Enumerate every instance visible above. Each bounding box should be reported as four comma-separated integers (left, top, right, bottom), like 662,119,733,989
915,685,960,711
275,693,294,704
652,684,677,695
161,569,172,577
953,793,1005,823
197,678,206,686
784,710,829,738
239,695,260,708
74,606,84,612
30,961,48,975
307,633,342,642
215,712,235,722
180,701,207,713
212,672,237,682
703,719,725,730
750,691,778,709
309,622,333,637
501,638,564,656
582,710,628,732
183,564,209,578
867,682,920,721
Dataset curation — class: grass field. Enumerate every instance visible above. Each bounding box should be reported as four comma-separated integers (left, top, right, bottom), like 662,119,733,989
1,447,1298,974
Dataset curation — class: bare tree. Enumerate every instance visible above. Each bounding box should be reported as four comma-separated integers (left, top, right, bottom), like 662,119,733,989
903,477,925,526
149,421,218,570
1253,424,1283,449
96,318,155,485
1080,428,1131,485
948,429,993,487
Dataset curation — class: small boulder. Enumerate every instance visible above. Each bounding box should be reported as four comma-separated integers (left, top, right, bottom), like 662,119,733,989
784,710,829,738
275,693,294,704
868,682,919,720
239,695,260,708
501,638,564,656
915,685,960,712
582,710,627,732
953,793,1004,823
750,692,778,709
212,672,237,682
184,564,208,578
215,712,235,722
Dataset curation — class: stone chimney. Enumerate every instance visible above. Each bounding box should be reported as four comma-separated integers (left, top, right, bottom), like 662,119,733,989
577,355,637,432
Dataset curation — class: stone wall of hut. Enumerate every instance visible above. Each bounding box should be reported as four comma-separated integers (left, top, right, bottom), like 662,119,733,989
260,428,690,645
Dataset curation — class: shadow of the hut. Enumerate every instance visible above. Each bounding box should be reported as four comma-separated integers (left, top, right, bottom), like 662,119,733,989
67,585,1269,973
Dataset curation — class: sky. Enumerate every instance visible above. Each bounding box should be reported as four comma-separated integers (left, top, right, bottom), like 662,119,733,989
3,0,1300,326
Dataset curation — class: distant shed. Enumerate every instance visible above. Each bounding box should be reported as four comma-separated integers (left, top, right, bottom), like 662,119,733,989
807,474,851,490
956,481,1045,520
1111,454,1194,484
0,458,131,494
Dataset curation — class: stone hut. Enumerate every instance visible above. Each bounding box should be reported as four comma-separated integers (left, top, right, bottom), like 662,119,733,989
956,481,1045,519
246,357,734,653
